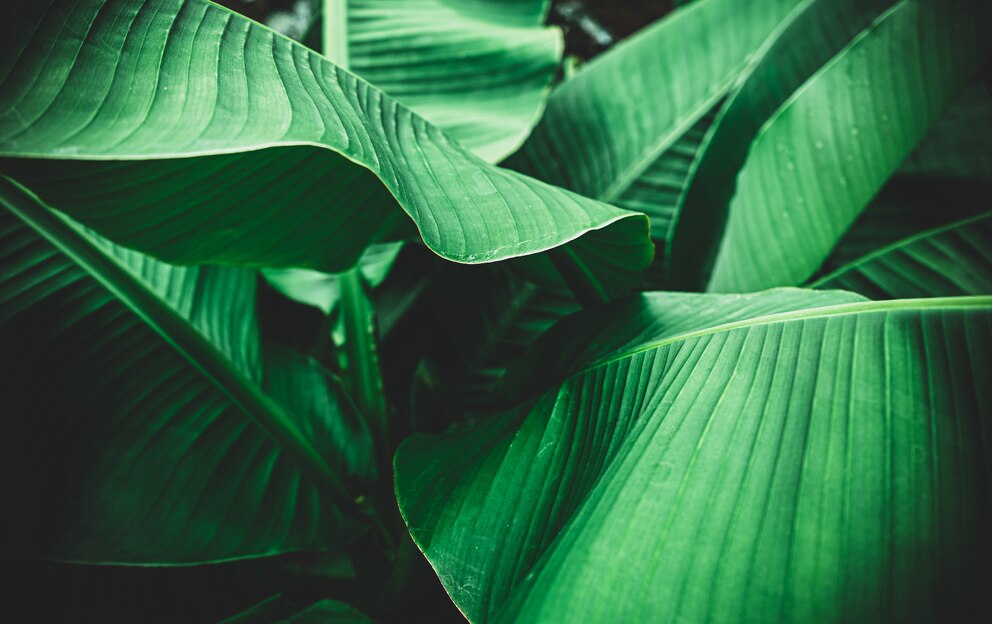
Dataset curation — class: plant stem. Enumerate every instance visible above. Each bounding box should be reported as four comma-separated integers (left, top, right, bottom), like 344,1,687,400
338,268,390,448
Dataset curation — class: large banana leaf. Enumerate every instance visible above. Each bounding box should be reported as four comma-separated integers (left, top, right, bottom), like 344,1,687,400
506,0,801,260
396,290,992,623
671,0,989,292
669,0,896,288
324,0,560,162
0,0,649,295
810,79,992,293
812,212,992,299
0,178,363,563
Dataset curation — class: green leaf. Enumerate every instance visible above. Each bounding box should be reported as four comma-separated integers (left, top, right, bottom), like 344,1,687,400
0,178,360,564
263,347,376,480
671,0,990,292
818,176,991,271
507,0,801,262
322,0,561,162
396,290,992,623
336,267,389,441
669,0,895,288
812,212,992,298
263,243,403,315
221,596,370,624
0,0,649,296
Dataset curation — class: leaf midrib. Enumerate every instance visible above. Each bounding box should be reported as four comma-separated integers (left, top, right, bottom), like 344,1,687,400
575,294,992,378
810,211,992,287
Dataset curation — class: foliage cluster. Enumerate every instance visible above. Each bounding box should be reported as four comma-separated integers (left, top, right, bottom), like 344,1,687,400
1,0,990,621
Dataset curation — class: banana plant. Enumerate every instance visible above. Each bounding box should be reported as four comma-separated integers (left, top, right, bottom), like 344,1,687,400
1,0,989,621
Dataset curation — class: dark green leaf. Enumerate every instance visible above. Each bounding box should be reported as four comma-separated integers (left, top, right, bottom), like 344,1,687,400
0,178,359,563
813,212,992,298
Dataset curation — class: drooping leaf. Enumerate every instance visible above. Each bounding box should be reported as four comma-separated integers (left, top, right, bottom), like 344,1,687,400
812,212,992,298
396,290,992,623
669,0,896,288
507,0,802,261
263,243,403,315
321,0,561,162
0,178,360,564
0,0,649,297
670,0,990,292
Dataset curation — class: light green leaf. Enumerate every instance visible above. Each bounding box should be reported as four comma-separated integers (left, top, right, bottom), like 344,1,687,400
812,212,992,298
507,0,801,260
396,290,992,623
0,178,360,564
0,0,649,296
674,0,989,292
263,243,403,315
669,0,897,288
325,0,561,162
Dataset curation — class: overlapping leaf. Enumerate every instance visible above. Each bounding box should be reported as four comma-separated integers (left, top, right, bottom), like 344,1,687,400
813,212,992,298
330,0,561,161
396,290,992,622
671,0,990,291
0,179,363,563
0,0,649,295
507,0,802,263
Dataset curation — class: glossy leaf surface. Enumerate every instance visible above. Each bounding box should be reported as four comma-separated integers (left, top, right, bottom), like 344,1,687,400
508,0,801,259
689,0,989,291
397,290,992,623
813,212,992,299
0,0,649,294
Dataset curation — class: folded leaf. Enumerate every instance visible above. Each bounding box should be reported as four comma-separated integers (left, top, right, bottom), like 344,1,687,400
0,178,360,563
0,0,649,295
813,212,992,298
507,0,801,262
669,0,897,288
263,243,402,315
396,290,992,623
673,0,990,292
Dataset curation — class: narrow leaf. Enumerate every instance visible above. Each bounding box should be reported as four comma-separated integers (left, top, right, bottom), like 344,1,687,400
812,212,992,298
